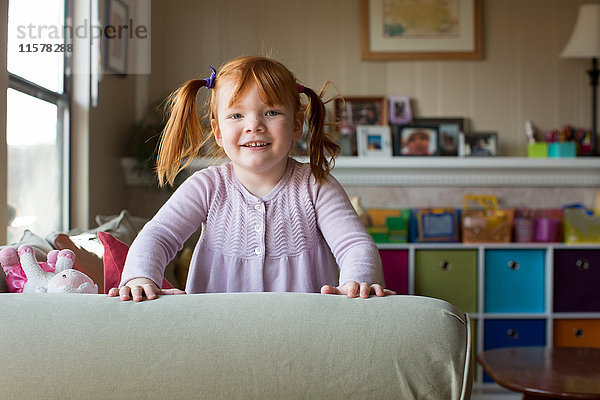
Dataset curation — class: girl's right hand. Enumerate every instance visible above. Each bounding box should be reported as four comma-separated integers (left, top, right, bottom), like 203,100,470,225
107,277,186,302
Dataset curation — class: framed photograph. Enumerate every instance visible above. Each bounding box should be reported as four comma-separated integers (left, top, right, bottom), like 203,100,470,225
335,97,388,156
389,96,413,125
461,132,498,156
357,125,393,157
361,0,483,60
395,126,439,156
413,117,468,156
105,0,129,75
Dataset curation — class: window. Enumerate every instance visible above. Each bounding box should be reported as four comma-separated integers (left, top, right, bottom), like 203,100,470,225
6,0,71,243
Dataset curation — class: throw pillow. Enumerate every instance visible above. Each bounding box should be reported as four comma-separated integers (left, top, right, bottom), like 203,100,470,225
94,210,148,246
97,231,173,294
1,230,54,260
95,210,149,236
46,210,145,252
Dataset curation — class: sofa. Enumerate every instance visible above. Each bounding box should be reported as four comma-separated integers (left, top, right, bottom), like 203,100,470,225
0,292,472,399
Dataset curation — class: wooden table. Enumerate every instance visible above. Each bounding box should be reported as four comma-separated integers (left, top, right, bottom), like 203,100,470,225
477,347,600,399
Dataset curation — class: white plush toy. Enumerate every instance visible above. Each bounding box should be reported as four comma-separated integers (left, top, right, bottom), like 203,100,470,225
0,245,98,294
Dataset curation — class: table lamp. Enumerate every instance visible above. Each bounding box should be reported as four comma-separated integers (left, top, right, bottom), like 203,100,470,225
561,3,600,156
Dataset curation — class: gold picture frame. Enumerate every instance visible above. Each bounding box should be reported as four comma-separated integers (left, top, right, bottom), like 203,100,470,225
361,0,483,60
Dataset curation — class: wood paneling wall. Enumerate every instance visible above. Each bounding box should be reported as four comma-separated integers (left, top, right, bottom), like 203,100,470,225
147,0,596,157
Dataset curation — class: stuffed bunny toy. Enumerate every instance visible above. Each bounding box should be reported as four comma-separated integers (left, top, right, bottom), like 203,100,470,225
0,245,98,294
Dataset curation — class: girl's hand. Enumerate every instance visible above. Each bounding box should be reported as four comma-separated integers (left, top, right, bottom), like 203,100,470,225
320,282,397,298
107,277,186,302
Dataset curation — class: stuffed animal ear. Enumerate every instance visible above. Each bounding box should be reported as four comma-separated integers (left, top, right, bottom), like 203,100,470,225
54,249,75,274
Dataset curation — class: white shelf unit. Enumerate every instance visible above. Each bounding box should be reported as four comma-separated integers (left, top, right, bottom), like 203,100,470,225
376,242,600,392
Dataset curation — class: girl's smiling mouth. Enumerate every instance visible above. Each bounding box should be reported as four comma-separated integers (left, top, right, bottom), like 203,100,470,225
242,142,270,148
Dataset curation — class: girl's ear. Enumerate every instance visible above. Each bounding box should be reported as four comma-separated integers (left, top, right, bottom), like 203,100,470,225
293,111,304,141
211,119,224,148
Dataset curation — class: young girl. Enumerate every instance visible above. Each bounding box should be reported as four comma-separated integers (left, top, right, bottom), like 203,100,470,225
108,56,395,301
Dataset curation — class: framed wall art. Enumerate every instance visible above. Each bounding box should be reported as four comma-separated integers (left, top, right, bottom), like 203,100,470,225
361,0,483,60
335,97,388,156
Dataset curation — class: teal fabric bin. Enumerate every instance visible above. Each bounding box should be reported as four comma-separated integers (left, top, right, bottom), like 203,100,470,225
484,249,546,313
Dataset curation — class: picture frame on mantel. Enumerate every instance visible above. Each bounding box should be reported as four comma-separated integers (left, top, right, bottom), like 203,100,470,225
361,0,483,60
335,96,388,156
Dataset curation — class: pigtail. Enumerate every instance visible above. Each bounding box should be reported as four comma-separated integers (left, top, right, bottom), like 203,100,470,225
302,83,341,185
156,78,211,187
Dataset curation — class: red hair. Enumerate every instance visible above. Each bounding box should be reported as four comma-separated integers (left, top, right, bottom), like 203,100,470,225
156,56,340,186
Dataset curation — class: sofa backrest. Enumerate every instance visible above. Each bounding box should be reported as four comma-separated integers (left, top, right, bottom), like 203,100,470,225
0,293,472,399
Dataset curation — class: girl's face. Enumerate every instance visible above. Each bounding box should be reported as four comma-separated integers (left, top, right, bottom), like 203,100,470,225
211,80,303,181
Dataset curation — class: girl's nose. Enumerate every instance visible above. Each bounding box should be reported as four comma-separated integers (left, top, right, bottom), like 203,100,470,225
245,116,265,133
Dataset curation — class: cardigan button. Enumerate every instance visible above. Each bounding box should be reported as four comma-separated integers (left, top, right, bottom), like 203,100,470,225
254,248,262,255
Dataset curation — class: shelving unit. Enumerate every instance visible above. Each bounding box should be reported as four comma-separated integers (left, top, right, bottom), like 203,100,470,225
377,242,600,392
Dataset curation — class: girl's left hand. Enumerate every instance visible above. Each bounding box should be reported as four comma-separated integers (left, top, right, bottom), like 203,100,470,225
320,282,397,298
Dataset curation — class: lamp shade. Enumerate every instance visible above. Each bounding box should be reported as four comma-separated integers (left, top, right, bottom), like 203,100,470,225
561,4,600,58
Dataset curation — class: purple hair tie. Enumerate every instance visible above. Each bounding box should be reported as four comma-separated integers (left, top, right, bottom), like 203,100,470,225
296,82,305,93
205,66,216,89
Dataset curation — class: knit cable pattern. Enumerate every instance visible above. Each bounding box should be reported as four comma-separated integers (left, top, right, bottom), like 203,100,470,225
203,161,320,259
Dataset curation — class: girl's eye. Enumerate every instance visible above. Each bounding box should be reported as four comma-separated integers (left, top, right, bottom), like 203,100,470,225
266,110,280,116
229,113,243,119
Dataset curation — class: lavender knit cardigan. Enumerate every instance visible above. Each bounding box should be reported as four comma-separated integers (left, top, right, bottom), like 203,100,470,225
120,158,383,293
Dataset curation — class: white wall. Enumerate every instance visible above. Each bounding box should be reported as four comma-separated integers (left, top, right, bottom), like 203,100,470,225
146,0,596,157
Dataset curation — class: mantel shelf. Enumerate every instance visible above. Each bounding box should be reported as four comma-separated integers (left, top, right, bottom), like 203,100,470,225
329,157,600,187
187,157,600,187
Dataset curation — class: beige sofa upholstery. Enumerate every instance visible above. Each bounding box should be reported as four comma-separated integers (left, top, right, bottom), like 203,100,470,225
0,293,472,399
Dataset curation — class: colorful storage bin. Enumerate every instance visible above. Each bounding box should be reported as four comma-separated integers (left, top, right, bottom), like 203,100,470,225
554,249,600,312
554,319,600,348
414,249,478,313
484,250,545,313
483,319,546,382
379,250,409,295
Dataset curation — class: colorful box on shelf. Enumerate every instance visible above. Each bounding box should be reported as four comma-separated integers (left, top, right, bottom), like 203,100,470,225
548,142,577,158
563,206,600,244
527,143,548,158
461,194,514,243
409,208,460,242
534,209,563,242
367,226,389,243
513,208,563,243
366,209,410,243
527,142,578,158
